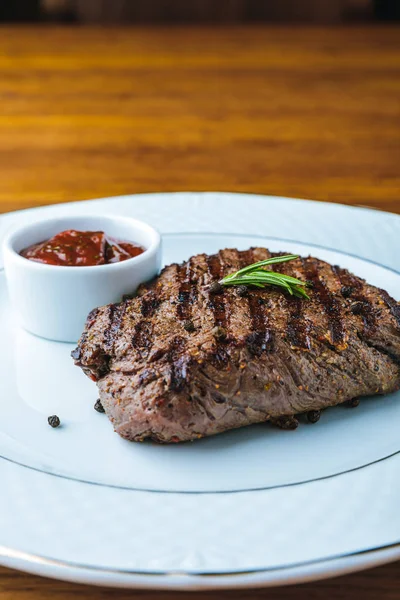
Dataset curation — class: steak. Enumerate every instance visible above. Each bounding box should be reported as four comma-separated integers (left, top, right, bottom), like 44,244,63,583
72,248,400,442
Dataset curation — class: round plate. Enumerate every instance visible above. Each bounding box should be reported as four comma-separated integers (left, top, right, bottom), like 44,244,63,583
0,193,400,589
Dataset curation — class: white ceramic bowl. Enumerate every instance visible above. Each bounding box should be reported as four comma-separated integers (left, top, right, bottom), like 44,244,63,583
2,215,161,342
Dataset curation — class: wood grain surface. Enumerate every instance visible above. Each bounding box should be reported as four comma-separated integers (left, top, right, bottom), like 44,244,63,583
0,25,399,215
0,24,399,600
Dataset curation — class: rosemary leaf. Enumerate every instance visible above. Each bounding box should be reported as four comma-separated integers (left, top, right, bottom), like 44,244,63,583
225,254,299,279
219,253,310,299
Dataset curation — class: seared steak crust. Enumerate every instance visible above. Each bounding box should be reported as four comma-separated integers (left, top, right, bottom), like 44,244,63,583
73,248,400,442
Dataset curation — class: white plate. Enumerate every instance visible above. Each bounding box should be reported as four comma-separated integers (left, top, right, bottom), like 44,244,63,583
0,192,400,589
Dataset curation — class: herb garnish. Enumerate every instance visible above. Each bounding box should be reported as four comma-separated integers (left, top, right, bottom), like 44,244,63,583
219,254,310,299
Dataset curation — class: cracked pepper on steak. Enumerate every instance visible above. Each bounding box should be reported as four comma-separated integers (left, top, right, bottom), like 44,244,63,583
72,248,400,443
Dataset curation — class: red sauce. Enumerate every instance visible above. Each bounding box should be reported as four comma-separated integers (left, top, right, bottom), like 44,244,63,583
20,230,144,267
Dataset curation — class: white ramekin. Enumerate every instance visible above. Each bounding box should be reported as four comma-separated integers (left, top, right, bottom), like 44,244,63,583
2,215,161,343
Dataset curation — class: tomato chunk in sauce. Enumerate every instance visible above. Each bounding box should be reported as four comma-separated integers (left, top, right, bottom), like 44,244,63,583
20,230,144,267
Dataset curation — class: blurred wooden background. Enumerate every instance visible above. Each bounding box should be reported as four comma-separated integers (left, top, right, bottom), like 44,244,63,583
0,25,398,214
2,0,400,23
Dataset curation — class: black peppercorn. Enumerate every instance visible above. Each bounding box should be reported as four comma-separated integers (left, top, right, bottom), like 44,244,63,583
236,285,248,297
94,399,105,413
48,415,60,428
341,285,353,298
275,416,299,430
209,281,224,295
246,331,271,356
347,398,360,408
212,326,227,341
350,302,364,315
183,320,195,332
307,410,321,424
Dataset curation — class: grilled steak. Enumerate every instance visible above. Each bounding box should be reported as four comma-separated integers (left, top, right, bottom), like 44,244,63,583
72,248,400,443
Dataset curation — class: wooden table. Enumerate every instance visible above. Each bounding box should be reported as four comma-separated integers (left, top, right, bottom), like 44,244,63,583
0,24,399,599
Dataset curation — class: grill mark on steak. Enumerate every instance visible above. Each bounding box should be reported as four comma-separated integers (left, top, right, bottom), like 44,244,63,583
140,291,160,318
102,305,116,350
103,304,127,353
164,336,190,392
176,258,197,321
285,297,311,350
379,288,400,327
246,294,272,355
239,248,273,355
273,255,311,351
331,265,363,294
206,252,232,368
332,265,376,330
206,253,228,329
131,320,153,354
304,259,346,349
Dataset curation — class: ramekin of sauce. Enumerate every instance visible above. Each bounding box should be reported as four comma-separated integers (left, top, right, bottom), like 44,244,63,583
3,216,161,342
20,229,145,267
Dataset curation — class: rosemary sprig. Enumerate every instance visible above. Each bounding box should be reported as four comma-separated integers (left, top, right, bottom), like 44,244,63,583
219,254,310,299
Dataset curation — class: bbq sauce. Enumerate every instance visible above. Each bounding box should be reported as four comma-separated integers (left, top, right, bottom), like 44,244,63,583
20,230,144,267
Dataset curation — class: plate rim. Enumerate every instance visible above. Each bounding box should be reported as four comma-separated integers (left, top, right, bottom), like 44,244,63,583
1,190,400,221
1,193,400,588
2,540,400,590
